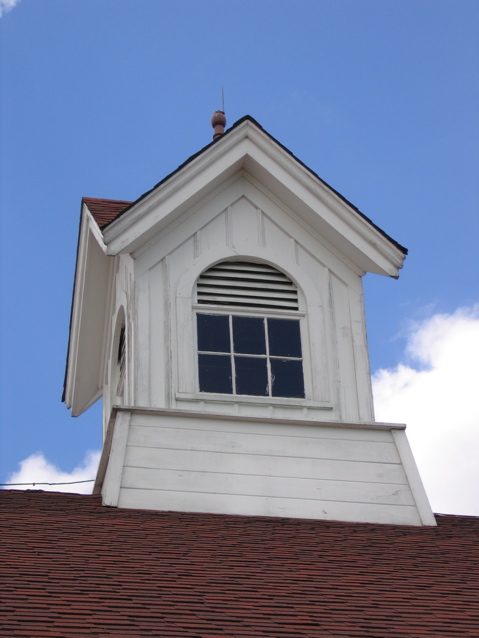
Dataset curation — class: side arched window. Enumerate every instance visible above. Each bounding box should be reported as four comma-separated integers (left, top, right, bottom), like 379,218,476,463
195,261,305,398
116,325,126,399
110,308,126,407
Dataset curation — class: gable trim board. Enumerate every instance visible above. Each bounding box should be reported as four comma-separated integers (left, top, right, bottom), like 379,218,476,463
102,118,406,277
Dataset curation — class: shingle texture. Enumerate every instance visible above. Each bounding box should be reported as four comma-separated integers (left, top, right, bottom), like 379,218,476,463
83,197,132,229
2,490,478,637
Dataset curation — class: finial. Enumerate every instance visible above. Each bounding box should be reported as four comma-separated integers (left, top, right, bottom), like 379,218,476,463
211,110,226,140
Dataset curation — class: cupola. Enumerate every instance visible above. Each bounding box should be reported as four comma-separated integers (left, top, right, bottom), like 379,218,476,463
64,115,435,526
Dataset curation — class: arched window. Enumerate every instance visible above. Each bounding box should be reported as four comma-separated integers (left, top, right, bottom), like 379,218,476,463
116,325,126,398
110,308,126,407
195,261,305,398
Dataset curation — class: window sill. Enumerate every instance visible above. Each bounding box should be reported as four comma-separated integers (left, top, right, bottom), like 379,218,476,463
176,392,333,410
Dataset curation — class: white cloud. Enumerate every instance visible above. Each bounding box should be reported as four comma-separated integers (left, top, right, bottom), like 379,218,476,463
373,305,479,516
0,0,21,18
4,450,101,494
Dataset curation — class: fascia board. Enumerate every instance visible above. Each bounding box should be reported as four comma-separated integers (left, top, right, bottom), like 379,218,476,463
102,132,251,255
64,207,91,410
243,125,405,276
64,206,110,416
103,119,405,276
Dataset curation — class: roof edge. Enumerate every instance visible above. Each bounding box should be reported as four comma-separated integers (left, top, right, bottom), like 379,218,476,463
98,115,407,256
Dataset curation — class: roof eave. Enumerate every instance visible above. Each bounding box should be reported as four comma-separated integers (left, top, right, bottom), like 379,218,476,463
63,204,111,416
102,118,406,277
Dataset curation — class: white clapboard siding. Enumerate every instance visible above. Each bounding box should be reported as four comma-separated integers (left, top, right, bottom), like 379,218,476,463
127,424,401,464
122,467,415,506
124,446,408,485
106,409,431,526
117,489,422,526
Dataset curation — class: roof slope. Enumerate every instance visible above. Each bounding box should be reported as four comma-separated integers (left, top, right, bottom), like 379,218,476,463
2,490,478,637
84,116,407,255
82,196,132,229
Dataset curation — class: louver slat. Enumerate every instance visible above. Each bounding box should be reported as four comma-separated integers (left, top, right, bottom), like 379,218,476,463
197,262,298,311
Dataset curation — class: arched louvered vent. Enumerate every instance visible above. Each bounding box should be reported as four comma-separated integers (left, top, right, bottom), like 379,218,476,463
197,261,299,311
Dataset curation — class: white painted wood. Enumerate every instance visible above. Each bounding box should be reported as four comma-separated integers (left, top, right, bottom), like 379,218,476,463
100,408,431,525
330,273,360,421
101,254,134,431
120,172,378,419
93,410,117,495
64,209,111,416
392,429,436,525
229,196,261,248
198,211,227,257
101,409,131,507
349,285,375,421
124,446,408,485
127,424,400,464
134,270,150,406
128,409,403,438
118,489,422,526
173,243,334,415
64,118,436,527
148,261,165,407
122,466,415,506
102,121,406,278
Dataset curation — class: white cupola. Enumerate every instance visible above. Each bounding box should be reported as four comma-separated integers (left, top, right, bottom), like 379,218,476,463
63,114,435,526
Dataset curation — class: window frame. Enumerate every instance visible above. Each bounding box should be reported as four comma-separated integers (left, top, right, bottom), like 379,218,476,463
174,251,333,410
196,308,307,399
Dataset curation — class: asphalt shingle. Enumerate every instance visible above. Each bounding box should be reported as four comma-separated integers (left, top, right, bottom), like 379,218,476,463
2,490,478,637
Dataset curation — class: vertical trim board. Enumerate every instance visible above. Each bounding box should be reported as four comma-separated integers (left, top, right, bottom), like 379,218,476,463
101,410,131,507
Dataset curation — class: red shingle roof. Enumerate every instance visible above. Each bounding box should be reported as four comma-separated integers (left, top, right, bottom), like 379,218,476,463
2,490,478,637
83,197,132,230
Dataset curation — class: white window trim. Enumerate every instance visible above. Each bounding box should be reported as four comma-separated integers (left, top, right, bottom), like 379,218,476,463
195,308,307,399
175,247,332,409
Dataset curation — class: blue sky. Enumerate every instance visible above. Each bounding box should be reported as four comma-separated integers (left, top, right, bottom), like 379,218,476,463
1,0,478,514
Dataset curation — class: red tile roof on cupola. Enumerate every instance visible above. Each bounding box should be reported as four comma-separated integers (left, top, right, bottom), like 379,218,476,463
2,490,479,637
83,197,132,229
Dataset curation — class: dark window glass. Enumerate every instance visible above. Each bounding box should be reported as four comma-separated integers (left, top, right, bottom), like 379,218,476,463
197,314,230,353
271,359,305,398
197,312,305,399
198,354,232,394
233,316,266,354
268,319,302,357
235,356,268,396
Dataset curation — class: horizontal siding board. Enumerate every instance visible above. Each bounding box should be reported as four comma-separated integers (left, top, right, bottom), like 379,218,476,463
128,424,401,464
117,412,424,525
121,466,415,506
129,412,397,442
118,488,422,526
124,446,408,485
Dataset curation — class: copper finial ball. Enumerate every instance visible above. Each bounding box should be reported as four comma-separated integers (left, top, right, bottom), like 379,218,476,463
211,110,226,140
